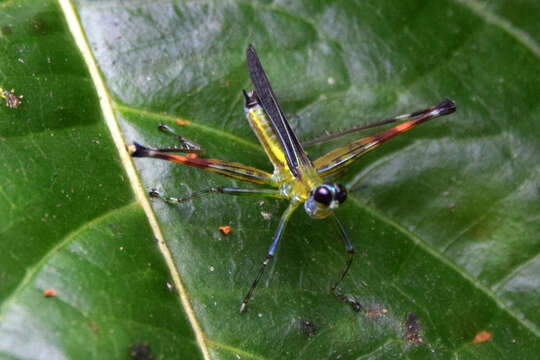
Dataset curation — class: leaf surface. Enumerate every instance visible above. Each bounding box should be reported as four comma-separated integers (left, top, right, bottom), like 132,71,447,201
1,0,539,359
0,1,201,359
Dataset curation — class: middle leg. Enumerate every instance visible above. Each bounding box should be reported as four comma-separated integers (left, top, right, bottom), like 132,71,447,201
239,201,300,313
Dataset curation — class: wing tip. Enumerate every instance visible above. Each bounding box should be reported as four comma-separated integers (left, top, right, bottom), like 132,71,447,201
247,43,256,57
438,98,457,116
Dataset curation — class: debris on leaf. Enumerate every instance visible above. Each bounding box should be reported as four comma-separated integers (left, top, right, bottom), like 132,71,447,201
1,87,23,109
219,225,231,235
43,288,57,297
260,211,272,220
129,343,152,360
176,117,191,126
365,303,387,318
473,330,493,344
300,318,318,338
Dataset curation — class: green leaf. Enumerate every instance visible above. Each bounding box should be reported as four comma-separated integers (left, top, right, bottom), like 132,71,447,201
0,1,201,359
1,0,539,359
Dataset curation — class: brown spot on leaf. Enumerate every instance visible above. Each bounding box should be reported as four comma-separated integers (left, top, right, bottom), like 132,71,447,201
1,25,13,36
88,321,99,333
404,312,423,344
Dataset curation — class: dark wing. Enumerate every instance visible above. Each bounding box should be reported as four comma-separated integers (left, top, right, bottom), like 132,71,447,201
246,45,312,178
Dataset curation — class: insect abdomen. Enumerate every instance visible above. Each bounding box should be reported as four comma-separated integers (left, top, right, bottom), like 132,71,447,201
247,105,288,171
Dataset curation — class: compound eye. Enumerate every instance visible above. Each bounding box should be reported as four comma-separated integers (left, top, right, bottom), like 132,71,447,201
313,186,332,206
336,184,347,203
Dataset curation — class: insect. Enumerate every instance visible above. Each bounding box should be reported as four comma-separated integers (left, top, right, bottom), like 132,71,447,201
128,45,456,313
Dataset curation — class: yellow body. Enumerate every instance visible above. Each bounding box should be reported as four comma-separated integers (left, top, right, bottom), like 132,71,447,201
246,105,322,202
